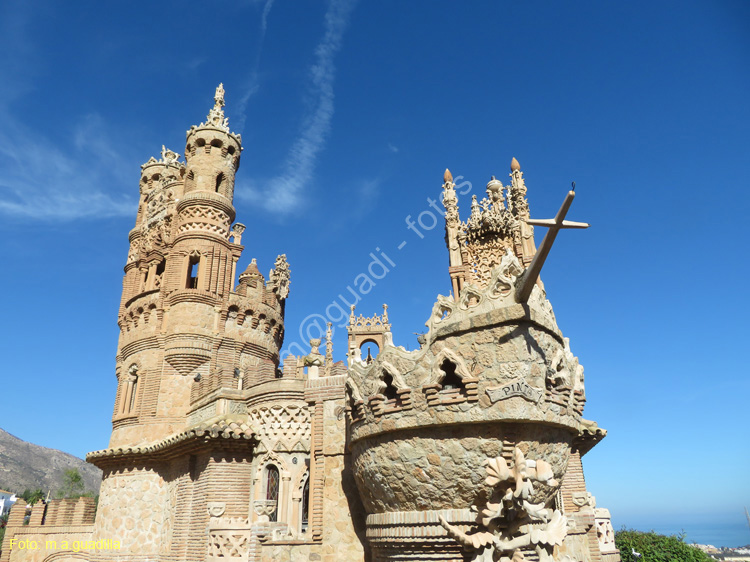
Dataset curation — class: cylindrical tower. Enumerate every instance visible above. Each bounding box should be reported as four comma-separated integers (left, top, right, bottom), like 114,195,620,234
107,85,290,451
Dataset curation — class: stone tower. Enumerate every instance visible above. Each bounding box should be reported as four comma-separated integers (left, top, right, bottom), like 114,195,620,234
85,86,358,561
345,163,621,562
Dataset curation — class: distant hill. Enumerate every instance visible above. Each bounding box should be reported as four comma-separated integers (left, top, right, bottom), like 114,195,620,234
0,428,101,496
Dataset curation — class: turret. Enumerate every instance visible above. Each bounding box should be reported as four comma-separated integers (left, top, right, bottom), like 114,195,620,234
163,84,245,298
184,83,242,200
120,147,185,311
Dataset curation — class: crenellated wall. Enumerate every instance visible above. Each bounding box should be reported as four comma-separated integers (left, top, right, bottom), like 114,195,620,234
0,498,96,562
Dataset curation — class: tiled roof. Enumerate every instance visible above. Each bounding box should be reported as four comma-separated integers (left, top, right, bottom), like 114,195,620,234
87,419,256,464
576,419,607,456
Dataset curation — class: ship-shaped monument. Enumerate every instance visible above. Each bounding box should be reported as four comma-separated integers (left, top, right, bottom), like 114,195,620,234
0,86,619,562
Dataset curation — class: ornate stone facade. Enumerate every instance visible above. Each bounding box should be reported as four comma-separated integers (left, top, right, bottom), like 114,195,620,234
1,86,618,562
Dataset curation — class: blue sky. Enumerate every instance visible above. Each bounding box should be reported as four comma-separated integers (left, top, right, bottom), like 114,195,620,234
1,0,748,547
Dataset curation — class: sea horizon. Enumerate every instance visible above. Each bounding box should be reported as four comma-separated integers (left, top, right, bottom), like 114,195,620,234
618,519,750,549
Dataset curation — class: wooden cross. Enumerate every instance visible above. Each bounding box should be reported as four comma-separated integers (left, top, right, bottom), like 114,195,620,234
516,186,590,303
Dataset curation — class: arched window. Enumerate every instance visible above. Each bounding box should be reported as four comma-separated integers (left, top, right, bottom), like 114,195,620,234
301,477,310,531
265,465,280,522
360,341,379,364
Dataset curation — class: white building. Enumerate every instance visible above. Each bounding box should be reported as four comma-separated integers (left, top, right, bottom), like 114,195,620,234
0,489,18,517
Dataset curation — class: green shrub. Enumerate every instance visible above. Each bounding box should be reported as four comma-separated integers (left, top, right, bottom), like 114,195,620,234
615,528,714,562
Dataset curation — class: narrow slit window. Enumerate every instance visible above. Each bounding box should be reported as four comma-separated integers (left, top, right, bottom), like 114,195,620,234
129,374,138,412
186,256,200,289
301,478,309,529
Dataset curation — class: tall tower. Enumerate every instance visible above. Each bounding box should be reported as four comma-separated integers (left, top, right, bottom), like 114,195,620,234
87,86,301,560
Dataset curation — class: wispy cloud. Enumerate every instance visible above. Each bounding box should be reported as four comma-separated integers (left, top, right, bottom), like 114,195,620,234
0,111,136,220
0,1,137,221
387,143,399,153
238,0,357,213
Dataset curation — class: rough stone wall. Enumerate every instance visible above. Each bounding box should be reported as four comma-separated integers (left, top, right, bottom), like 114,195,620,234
92,465,169,556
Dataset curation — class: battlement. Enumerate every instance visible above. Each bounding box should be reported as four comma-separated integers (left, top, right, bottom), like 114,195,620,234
0,498,97,562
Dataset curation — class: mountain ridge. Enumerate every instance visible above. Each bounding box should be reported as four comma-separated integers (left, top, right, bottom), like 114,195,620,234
0,428,101,495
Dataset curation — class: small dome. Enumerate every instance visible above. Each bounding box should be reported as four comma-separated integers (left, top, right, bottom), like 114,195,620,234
486,175,503,193
444,168,453,183
510,157,521,172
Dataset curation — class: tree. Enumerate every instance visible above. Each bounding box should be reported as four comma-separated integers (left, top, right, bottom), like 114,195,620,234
20,489,45,505
56,468,86,499
616,529,714,562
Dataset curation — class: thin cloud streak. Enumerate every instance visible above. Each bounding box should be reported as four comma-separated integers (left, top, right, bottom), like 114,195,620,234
235,0,277,131
239,0,357,213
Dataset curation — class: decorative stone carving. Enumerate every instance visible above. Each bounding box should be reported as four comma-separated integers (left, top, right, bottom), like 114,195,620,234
347,304,392,365
207,516,252,561
594,508,618,556
488,249,523,299
571,492,594,509
248,404,311,448
268,254,291,300
304,338,325,377
230,222,246,244
204,83,231,131
253,500,277,524
486,378,543,404
207,502,226,518
439,447,578,562
160,145,181,166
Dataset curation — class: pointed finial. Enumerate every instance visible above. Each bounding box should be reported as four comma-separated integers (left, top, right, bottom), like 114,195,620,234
511,157,521,172
214,83,226,109
444,168,453,183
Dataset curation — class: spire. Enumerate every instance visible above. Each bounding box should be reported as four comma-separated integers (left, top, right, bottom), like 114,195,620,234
204,83,229,131
214,83,225,109
444,168,453,184
509,157,529,219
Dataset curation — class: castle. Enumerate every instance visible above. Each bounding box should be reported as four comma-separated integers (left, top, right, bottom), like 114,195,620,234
1,86,620,562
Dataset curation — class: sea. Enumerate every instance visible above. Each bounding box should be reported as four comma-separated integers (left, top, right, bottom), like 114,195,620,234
620,519,750,549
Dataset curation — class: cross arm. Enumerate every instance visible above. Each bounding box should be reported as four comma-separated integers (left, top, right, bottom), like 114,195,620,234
515,190,589,303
